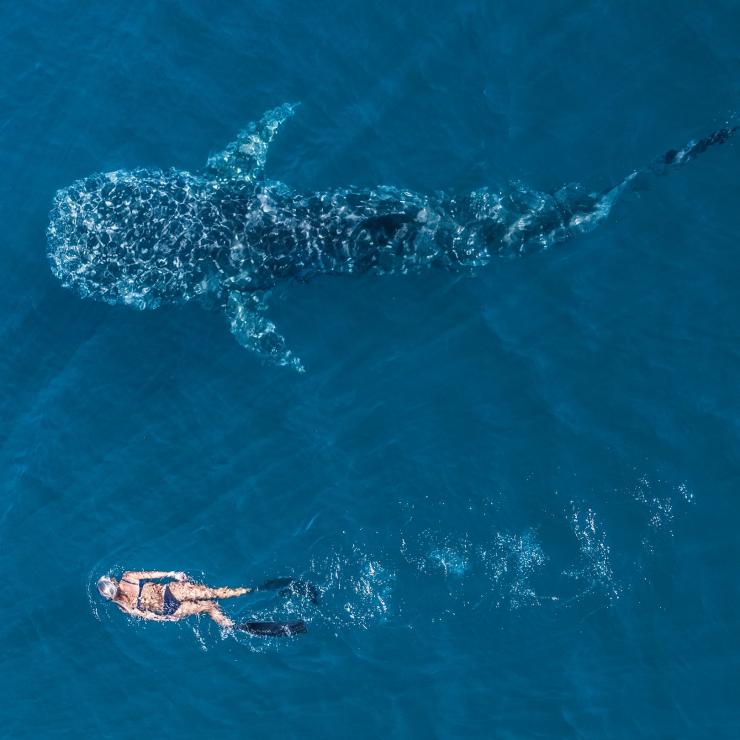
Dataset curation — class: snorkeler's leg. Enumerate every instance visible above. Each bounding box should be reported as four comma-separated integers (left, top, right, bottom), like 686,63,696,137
174,600,235,628
204,603,235,628
168,583,249,601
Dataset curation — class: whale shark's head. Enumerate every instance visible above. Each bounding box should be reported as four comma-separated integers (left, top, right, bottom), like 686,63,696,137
47,169,225,309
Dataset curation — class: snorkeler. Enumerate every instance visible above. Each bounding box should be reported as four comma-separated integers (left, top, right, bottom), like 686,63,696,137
97,570,312,636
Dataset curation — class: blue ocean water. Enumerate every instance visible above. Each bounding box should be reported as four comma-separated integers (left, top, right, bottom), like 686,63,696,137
1,1,740,736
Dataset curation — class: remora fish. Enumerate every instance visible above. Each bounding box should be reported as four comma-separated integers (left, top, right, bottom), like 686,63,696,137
47,104,736,371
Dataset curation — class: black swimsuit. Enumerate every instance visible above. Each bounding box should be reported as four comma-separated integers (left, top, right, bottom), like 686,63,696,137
162,585,181,616
123,578,181,616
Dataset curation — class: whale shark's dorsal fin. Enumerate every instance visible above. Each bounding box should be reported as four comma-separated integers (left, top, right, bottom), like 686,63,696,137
206,103,298,182
225,290,305,372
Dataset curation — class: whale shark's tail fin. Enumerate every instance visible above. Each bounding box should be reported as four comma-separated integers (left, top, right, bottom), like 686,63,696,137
482,124,738,259
555,124,738,239
648,125,738,175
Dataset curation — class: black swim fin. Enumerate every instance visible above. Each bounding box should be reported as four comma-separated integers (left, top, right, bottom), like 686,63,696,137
257,578,320,604
237,620,307,637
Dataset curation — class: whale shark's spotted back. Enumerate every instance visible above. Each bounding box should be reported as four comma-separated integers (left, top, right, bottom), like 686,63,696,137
46,103,737,371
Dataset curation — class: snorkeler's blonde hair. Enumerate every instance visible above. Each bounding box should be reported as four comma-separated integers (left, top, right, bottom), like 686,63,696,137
97,576,118,600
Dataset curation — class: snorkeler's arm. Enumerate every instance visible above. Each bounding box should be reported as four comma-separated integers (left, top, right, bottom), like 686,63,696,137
115,600,179,622
122,570,187,582
114,601,174,621
135,612,177,622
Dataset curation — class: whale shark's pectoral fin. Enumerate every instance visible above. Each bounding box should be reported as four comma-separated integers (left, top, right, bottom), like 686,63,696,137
225,291,305,373
206,103,299,182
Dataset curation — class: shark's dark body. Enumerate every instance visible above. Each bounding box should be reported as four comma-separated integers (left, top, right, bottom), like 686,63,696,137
47,104,736,370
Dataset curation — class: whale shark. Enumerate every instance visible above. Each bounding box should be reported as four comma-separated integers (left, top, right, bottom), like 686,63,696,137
47,104,736,371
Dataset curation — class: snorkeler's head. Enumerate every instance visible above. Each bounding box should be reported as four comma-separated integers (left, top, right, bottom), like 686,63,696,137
97,576,119,600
